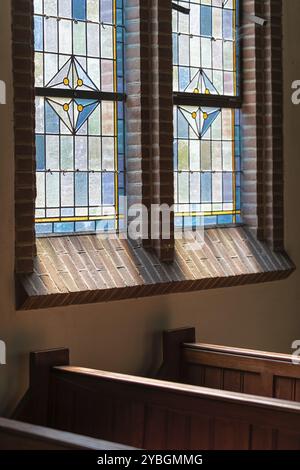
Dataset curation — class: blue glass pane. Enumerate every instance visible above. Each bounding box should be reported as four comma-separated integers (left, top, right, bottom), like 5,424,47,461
177,111,189,139
204,217,217,226
218,215,233,225
72,0,86,20
45,102,59,133
223,173,233,203
103,173,115,205
36,135,45,170
201,173,212,203
35,223,53,234
96,219,115,232
223,10,233,41
75,222,96,232
75,101,99,131
201,6,212,37
54,223,75,233
179,67,190,91
34,16,43,51
75,173,88,206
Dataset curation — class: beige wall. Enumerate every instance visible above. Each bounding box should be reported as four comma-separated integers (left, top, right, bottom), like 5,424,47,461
0,0,299,416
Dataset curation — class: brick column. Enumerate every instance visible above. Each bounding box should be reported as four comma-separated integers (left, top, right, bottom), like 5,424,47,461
125,0,152,248
241,0,284,251
149,0,174,262
241,0,265,241
263,0,284,251
12,0,36,274
126,0,174,261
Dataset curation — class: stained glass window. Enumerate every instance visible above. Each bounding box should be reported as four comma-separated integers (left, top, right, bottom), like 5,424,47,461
172,0,241,228
34,0,125,235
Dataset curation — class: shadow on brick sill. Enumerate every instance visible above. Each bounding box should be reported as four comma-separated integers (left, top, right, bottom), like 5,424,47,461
15,227,296,310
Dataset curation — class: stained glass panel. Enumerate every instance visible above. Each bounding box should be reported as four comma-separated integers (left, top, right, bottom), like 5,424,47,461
174,106,241,227
173,0,241,228
173,0,240,96
34,0,125,235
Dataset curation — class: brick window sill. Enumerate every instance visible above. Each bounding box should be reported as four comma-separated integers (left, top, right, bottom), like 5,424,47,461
16,227,295,311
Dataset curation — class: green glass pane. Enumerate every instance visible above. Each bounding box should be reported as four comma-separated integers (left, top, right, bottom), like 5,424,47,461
178,140,188,171
73,22,86,56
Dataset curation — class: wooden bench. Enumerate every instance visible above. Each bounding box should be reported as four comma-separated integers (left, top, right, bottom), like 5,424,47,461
158,327,300,401
12,343,300,450
0,417,134,450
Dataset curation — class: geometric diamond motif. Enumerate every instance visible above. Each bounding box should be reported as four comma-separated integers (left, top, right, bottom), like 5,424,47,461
179,106,221,139
46,56,99,92
47,97,99,134
184,68,219,96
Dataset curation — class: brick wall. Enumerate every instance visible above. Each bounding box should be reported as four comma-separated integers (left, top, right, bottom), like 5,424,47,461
149,0,174,261
264,0,284,251
125,0,174,261
125,0,152,242
241,0,284,251
12,0,36,274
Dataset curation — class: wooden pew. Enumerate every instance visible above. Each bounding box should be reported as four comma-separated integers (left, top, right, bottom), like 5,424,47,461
0,417,134,450
158,328,300,401
13,347,300,450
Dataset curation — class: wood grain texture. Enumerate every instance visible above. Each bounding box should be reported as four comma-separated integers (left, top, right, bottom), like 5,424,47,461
179,343,300,400
13,342,300,451
43,366,300,450
0,417,135,450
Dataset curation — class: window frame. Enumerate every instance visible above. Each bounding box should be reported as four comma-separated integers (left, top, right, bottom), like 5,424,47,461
33,0,126,236
12,0,292,305
172,0,243,228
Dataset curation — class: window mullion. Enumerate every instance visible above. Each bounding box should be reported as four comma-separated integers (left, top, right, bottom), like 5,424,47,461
173,92,242,109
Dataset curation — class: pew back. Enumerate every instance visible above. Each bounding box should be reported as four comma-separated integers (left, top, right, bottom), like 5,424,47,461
159,328,300,401
47,365,300,450
0,417,133,450
182,342,300,400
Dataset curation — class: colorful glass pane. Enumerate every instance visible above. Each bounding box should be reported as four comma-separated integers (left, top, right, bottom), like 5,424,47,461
34,0,125,234
173,0,241,228
174,106,241,226
173,0,240,96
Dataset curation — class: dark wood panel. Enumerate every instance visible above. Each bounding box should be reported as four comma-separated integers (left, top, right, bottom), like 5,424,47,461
143,406,167,450
277,430,300,450
183,364,205,386
223,370,242,393
49,378,75,432
189,415,212,450
213,418,249,450
166,411,189,450
113,400,145,448
91,396,114,442
204,367,223,389
295,379,300,402
243,371,263,395
251,426,275,450
274,377,294,401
